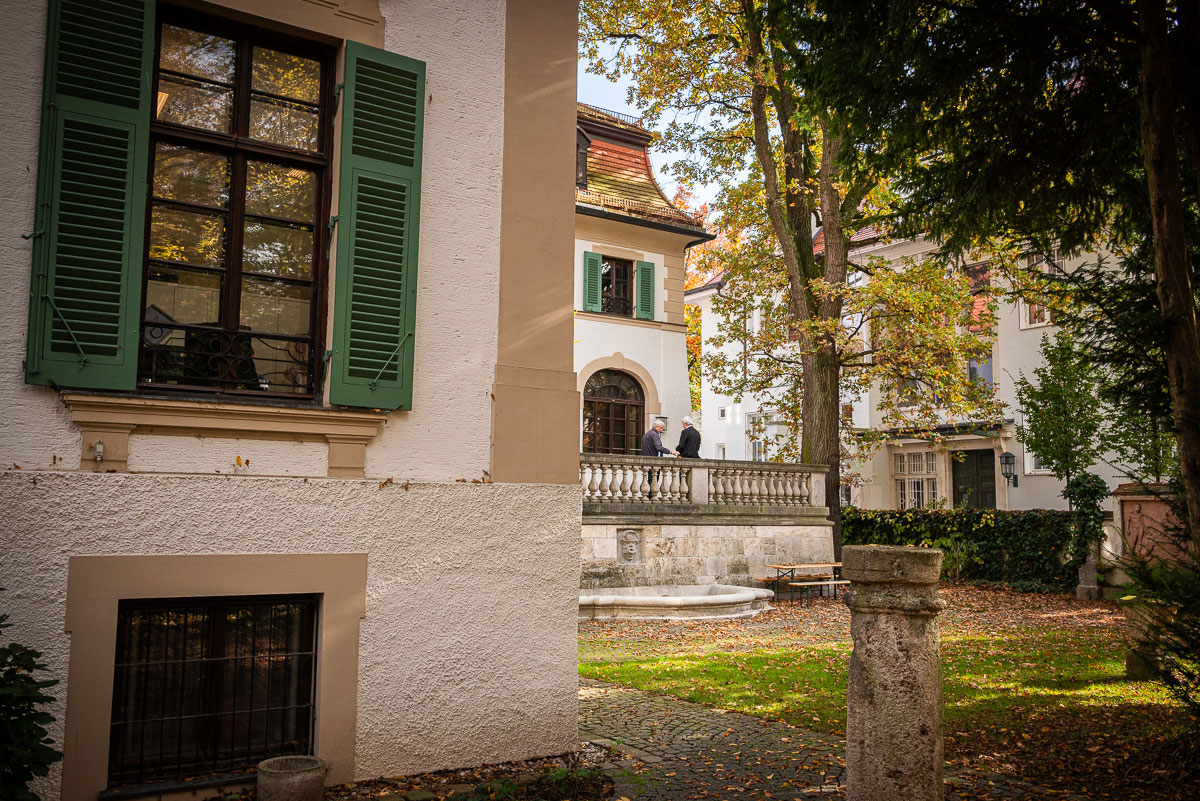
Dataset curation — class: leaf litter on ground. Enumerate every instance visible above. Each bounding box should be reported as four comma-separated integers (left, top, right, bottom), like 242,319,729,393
579,585,1198,801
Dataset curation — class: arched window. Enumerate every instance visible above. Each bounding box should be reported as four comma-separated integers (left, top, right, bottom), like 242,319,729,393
583,370,644,455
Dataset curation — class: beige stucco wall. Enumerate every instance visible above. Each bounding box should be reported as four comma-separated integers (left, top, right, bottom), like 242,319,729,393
1,473,582,798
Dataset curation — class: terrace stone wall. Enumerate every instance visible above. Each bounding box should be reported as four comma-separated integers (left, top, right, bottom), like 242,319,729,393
580,522,833,588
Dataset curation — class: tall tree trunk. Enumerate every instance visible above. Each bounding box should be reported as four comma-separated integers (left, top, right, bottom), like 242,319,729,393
804,342,843,559
1138,0,1200,548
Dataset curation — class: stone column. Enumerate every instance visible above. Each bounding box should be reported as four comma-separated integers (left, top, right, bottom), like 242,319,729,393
843,545,947,801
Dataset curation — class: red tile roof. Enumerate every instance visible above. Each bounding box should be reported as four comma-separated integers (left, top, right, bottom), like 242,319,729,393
812,224,883,255
576,103,705,231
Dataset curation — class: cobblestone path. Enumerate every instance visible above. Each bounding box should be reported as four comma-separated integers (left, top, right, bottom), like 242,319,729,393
579,679,1093,801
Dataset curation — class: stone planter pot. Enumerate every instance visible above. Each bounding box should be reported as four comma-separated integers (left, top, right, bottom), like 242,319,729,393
257,755,326,801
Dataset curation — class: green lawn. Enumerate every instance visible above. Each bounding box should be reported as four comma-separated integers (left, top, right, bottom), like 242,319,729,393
579,586,1194,799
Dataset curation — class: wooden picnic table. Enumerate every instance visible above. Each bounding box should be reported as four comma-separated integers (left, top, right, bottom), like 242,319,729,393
761,562,843,603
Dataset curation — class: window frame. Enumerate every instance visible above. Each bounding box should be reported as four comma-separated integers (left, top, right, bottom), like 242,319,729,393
1024,447,1054,475
598,254,634,317
1019,249,1062,330
581,369,645,455
139,6,337,400
746,412,767,462
108,592,319,791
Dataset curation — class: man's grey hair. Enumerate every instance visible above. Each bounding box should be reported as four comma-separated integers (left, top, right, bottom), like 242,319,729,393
681,416,693,426
653,419,666,428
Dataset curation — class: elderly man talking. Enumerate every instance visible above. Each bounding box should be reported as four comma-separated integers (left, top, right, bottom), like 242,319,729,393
675,416,701,458
641,419,672,457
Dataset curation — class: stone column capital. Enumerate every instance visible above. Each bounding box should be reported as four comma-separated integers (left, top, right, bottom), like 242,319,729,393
842,544,944,585
842,545,947,617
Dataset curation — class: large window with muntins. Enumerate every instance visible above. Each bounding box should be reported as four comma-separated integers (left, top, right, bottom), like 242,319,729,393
140,12,332,397
582,369,644,454
108,594,318,789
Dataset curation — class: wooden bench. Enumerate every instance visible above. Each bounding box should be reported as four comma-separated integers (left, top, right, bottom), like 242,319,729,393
757,574,834,603
788,579,850,605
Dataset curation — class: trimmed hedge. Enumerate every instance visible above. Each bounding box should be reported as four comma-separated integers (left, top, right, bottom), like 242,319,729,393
842,506,1084,591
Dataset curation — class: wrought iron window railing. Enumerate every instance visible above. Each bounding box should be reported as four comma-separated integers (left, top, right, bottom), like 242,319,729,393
138,323,313,397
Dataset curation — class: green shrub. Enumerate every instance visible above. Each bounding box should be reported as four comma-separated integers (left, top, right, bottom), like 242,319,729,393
842,506,1082,590
0,611,62,801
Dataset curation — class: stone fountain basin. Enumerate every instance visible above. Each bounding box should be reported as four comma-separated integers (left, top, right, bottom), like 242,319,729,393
579,584,773,621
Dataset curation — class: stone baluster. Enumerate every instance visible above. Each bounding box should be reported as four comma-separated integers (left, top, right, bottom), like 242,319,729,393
679,466,691,503
733,469,746,504
800,472,811,505
596,464,609,500
618,464,633,501
648,466,661,500
767,471,780,504
637,465,650,500
667,465,681,503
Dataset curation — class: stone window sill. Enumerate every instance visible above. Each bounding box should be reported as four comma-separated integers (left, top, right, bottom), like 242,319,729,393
64,393,386,477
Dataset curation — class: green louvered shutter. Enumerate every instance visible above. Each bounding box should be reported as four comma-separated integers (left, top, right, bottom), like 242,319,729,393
635,260,655,320
583,251,603,312
330,42,425,410
25,0,152,390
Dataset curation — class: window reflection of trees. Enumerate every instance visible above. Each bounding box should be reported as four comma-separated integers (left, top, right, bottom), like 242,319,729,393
141,15,328,397
582,370,645,455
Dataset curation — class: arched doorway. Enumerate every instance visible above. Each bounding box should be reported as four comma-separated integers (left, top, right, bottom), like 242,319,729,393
583,369,644,455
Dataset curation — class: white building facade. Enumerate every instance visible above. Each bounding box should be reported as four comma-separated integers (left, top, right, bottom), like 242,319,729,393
573,105,710,455
688,233,1125,512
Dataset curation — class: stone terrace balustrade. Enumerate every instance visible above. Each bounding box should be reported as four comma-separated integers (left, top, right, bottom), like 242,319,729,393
580,453,829,524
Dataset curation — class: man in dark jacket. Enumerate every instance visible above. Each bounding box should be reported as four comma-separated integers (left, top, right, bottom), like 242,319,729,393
675,416,701,458
641,419,672,456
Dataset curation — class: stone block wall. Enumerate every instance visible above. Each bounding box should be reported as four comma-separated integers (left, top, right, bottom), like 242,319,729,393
580,522,834,587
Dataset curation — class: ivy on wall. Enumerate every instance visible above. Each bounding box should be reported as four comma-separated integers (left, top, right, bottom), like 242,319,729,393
842,507,1088,591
